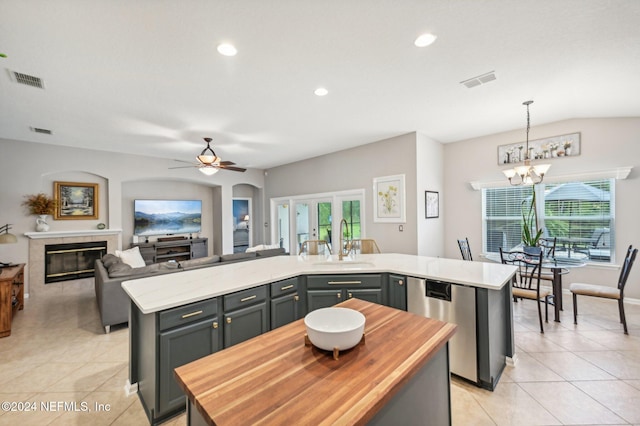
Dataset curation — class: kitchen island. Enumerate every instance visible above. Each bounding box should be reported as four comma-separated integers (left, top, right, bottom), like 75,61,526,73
122,253,516,424
174,298,457,425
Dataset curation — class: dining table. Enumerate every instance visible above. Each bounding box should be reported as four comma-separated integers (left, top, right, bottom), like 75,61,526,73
485,252,586,322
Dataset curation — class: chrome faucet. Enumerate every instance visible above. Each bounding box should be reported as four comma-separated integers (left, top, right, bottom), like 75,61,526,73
338,218,351,261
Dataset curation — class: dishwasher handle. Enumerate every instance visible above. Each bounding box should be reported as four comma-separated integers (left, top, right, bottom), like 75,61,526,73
425,280,452,302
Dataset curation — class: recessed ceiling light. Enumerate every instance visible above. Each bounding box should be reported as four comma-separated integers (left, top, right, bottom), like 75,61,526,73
217,43,237,56
414,33,437,47
314,87,328,97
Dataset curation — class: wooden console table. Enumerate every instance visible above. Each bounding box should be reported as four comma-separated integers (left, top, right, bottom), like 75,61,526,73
0,263,25,338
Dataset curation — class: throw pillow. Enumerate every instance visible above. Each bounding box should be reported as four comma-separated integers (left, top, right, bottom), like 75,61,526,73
115,246,147,268
108,262,132,277
101,253,121,268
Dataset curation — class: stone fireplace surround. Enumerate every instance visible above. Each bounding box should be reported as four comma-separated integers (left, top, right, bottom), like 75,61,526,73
25,229,121,296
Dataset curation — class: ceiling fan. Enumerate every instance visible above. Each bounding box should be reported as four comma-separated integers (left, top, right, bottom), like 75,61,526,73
170,138,246,175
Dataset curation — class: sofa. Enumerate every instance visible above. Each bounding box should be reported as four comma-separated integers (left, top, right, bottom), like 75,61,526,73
94,247,286,333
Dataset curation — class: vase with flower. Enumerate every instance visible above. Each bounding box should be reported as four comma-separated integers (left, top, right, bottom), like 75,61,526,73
22,193,57,232
564,140,573,156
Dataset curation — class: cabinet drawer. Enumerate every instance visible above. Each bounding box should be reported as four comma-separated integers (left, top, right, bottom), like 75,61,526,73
307,274,382,289
224,285,267,311
159,298,218,331
270,278,298,298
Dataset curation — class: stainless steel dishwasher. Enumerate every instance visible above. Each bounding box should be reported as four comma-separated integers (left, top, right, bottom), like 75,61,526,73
407,277,477,383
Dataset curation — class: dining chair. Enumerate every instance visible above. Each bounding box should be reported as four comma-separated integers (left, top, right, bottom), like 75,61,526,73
349,239,381,254
500,248,552,333
299,240,332,255
521,237,564,290
570,245,637,334
457,238,473,261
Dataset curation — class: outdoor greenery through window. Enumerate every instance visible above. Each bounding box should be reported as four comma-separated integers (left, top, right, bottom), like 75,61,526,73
317,200,361,246
483,178,614,262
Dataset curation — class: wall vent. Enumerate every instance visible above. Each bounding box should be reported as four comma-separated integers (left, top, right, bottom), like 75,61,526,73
10,71,44,89
460,71,496,89
30,127,52,135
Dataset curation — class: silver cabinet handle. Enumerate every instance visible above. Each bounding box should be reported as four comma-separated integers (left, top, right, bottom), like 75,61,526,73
328,280,362,285
181,310,203,319
280,284,294,291
240,295,257,302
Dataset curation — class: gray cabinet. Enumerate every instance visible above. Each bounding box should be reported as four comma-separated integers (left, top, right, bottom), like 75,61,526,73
270,278,304,329
159,316,219,415
223,286,269,348
306,274,384,312
132,297,221,424
131,237,208,264
388,274,407,311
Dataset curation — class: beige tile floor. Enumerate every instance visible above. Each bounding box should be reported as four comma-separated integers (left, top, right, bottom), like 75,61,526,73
1,278,639,425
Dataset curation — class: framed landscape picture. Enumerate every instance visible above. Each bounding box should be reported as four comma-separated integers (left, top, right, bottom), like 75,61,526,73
373,174,406,223
54,181,99,220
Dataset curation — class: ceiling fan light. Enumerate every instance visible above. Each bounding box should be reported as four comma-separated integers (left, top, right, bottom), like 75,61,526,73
217,43,237,56
199,165,219,176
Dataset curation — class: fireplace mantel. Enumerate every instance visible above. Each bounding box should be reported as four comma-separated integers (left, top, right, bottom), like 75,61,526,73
24,229,122,239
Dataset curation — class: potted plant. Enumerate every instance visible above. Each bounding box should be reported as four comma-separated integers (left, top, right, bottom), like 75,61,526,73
22,193,57,232
521,188,543,254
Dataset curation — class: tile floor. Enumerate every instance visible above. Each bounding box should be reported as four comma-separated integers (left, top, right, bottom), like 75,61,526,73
0,278,639,425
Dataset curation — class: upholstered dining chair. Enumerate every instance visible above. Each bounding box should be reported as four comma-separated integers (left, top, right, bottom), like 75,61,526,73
500,248,552,333
299,240,332,255
349,239,381,254
570,245,637,334
457,238,473,261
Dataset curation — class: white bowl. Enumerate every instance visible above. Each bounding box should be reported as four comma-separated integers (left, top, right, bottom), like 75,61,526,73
304,307,365,351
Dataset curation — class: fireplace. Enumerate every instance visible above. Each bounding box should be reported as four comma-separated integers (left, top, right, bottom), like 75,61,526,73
45,241,107,284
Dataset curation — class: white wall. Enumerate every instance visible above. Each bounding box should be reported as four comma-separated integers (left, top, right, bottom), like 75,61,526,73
443,117,640,298
0,138,265,292
265,133,445,255
416,133,444,257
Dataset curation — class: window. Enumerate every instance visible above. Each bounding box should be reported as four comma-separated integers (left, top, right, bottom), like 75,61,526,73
482,179,614,262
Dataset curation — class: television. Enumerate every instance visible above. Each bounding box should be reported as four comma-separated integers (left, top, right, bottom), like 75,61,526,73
134,199,202,236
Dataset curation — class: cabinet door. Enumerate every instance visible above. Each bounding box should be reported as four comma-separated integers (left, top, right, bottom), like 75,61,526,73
159,316,220,415
223,302,268,348
271,293,301,329
307,289,343,312
346,288,383,304
191,239,208,259
388,275,407,311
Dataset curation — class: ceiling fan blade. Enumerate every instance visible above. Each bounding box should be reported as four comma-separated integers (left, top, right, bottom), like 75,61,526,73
219,160,236,166
218,165,246,172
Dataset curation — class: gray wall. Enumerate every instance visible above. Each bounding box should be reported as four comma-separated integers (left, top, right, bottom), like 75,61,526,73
265,132,445,255
443,117,640,299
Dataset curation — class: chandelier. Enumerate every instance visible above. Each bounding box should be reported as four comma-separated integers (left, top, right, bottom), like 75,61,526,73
502,100,550,185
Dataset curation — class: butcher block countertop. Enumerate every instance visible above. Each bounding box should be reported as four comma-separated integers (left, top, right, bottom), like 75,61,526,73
174,298,457,425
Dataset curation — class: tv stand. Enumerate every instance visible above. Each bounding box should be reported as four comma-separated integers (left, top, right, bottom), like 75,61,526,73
131,238,208,264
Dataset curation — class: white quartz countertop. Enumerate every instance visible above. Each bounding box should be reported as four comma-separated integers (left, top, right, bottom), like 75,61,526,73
122,253,517,314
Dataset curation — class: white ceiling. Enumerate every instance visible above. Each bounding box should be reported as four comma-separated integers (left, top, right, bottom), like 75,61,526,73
1,1,639,170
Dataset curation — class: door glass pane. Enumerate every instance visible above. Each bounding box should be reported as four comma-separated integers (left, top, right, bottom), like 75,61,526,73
276,204,290,253
342,200,361,240
317,202,332,244
296,203,310,247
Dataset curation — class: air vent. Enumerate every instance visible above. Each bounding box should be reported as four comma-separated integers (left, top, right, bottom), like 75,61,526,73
460,71,496,89
11,71,44,89
30,127,52,135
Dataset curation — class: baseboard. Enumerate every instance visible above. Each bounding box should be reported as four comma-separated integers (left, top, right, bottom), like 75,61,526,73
124,379,138,396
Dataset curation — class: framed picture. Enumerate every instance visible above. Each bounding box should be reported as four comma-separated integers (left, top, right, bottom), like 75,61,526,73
425,191,439,219
373,174,406,223
497,132,580,165
54,181,99,220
